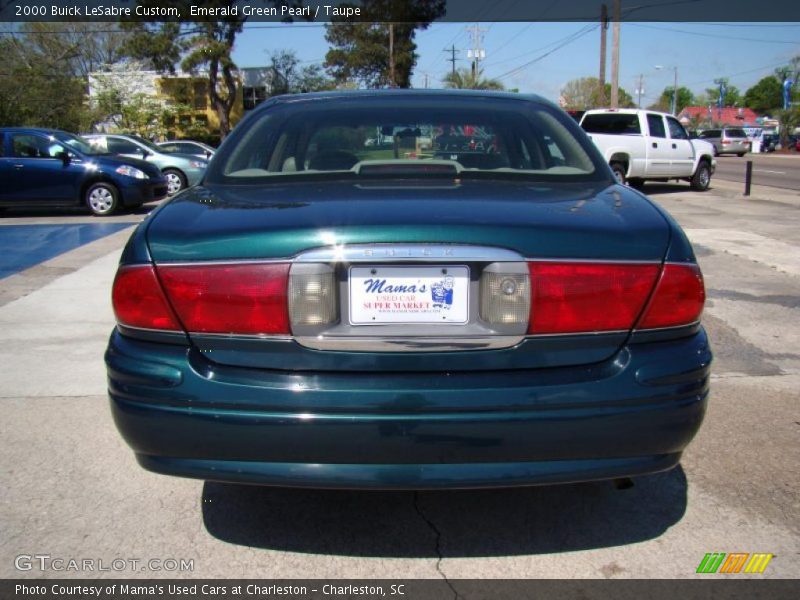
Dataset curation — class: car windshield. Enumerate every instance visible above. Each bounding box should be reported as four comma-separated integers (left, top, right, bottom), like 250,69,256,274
55,132,105,156
208,98,602,184
725,128,747,138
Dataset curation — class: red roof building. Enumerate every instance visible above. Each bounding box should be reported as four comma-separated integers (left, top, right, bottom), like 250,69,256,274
678,106,760,127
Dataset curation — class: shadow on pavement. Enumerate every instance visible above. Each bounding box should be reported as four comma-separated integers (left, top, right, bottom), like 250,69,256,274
634,183,695,196
201,466,687,557
0,204,157,219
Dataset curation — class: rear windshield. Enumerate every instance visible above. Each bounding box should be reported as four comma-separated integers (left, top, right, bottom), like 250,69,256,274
724,128,747,138
207,98,604,184
581,113,641,135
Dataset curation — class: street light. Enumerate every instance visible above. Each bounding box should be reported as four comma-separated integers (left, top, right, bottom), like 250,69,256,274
655,65,679,115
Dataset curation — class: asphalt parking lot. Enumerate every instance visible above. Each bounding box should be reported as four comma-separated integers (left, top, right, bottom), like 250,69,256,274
1,176,798,581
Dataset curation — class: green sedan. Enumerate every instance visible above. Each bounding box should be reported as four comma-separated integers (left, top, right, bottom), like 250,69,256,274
83,134,208,195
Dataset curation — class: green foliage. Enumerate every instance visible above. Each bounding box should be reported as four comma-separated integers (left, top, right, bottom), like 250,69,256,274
777,108,800,148
0,31,94,130
744,76,783,114
268,50,335,95
653,86,694,113
122,1,275,136
442,67,504,91
705,82,741,108
560,77,635,110
324,0,446,88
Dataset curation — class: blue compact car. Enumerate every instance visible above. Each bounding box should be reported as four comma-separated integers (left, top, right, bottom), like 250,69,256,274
106,90,711,489
0,128,168,215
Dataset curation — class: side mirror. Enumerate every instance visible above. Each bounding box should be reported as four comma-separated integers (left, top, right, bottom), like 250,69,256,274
55,151,71,164
141,148,150,158
205,150,212,159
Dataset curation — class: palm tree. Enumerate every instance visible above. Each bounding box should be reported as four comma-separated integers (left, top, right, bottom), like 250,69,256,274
443,67,504,91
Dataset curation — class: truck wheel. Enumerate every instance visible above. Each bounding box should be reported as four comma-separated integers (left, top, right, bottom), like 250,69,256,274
628,178,645,190
610,162,627,185
690,161,711,191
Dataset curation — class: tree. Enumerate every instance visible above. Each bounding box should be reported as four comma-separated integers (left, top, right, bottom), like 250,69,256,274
653,86,694,114
124,1,305,137
705,82,741,107
0,25,103,130
268,50,335,95
90,61,185,138
777,107,800,149
324,0,445,88
123,3,244,137
744,76,783,114
443,67,504,91
560,77,635,110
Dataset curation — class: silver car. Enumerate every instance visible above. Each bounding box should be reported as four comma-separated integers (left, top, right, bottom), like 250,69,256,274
83,134,208,195
158,140,216,160
697,128,751,157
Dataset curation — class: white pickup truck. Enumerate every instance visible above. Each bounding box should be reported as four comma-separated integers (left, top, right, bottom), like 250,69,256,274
579,109,716,191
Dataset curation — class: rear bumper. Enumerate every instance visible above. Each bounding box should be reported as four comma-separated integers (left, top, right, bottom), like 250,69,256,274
106,328,711,489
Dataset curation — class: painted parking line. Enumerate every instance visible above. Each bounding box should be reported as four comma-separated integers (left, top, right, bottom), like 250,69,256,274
0,224,133,279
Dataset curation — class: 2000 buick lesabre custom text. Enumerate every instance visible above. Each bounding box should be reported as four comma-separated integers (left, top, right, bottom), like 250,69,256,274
106,90,711,489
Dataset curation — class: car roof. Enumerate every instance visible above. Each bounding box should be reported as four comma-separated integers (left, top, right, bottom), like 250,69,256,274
0,127,69,135
584,108,672,117
256,88,550,113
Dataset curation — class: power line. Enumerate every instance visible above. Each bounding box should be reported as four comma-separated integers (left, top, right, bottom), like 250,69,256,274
492,24,598,81
0,23,328,35
628,23,800,44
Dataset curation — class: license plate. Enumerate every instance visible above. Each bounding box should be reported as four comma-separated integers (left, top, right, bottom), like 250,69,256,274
349,266,470,325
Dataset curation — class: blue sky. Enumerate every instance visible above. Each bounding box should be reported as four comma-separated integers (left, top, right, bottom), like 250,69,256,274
231,21,800,107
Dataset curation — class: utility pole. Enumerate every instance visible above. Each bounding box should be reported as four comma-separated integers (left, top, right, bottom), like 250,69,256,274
388,23,395,87
598,3,608,106
610,0,620,108
635,73,644,108
671,66,678,114
444,45,459,75
423,72,429,89
466,23,487,78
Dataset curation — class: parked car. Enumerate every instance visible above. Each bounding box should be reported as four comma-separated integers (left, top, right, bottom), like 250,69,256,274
697,128,750,157
107,90,711,489
83,134,207,195
579,109,716,190
158,140,216,159
0,128,167,215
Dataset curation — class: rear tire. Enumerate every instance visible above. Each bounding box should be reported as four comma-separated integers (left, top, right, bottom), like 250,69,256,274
610,162,627,185
85,182,119,216
163,169,187,196
690,161,711,192
737,152,746,157
627,178,645,190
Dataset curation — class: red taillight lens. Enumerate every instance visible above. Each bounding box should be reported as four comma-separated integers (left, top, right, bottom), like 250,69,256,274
527,263,660,334
637,264,705,329
112,265,181,331
157,263,291,335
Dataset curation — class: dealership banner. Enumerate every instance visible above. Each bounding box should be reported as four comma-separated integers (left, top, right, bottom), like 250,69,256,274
3,579,799,599
2,0,800,23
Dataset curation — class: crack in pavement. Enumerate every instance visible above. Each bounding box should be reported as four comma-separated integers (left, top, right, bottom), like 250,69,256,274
412,492,461,600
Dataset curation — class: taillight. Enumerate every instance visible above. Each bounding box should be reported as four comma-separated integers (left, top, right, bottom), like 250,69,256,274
637,264,705,329
112,265,181,331
527,263,660,334
157,263,291,335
